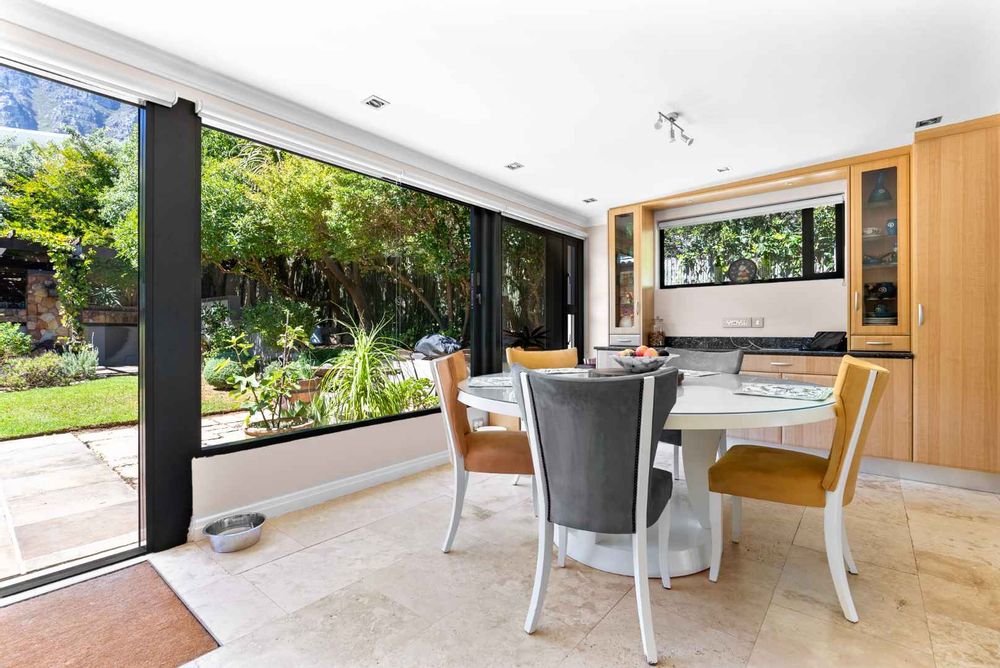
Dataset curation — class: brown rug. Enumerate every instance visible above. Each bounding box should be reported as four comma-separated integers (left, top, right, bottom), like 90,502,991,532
0,562,218,667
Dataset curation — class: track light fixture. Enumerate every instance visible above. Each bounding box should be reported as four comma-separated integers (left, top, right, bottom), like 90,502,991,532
654,111,694,146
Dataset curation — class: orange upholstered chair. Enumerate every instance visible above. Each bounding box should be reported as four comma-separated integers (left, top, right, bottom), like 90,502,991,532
506,347,579,369
707,356,890,622
431,352,534,553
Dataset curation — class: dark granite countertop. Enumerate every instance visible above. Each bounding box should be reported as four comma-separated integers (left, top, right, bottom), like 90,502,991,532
595,336,913,360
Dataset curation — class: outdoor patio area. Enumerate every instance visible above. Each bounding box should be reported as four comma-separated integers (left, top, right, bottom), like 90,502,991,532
0,412,247,583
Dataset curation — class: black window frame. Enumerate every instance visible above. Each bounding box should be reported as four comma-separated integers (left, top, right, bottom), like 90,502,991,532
658,202,845,289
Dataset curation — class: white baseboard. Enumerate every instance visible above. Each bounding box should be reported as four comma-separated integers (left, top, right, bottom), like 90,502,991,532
187,450,449,541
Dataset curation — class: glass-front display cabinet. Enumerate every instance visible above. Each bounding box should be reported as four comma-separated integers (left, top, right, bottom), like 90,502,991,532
608,205,646,346
849,155,910,348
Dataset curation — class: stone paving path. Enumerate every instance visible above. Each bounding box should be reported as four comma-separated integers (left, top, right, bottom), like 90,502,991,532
0,412,247,585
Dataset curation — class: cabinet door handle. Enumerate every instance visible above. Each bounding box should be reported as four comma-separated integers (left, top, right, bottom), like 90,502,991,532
918,303,925,326
865,341,892,346
854,291,859,311
769,362,794,366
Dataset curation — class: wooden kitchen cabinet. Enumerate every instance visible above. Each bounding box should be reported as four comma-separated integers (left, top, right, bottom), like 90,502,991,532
731,354,912,462
912,116,1000,472
849,155,911,346
607,205,655,347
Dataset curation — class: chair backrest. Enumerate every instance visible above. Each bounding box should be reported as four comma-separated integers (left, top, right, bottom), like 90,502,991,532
517,368,678,534
506,347,578,369
430,352,472,459
664,347,744,374
821,356,890,503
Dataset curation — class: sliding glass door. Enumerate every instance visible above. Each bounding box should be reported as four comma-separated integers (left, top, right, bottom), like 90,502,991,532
500,217,583,363
0,64,143,593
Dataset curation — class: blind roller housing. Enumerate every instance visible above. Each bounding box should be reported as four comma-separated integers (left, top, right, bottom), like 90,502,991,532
658,194,845,230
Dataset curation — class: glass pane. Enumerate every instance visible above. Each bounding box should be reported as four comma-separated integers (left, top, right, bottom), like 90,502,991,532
812,204,839,274
661,210,804,286
0,64,141,585
614,213,636,327
859,167,899,326
199,128,468,447
501,223,546,348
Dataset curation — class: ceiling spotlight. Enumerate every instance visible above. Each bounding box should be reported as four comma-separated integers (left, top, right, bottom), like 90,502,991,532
582,197,598,203
362,95,390,109
717,166,731,173
654,111,694,147
505,162,524,170
915,115,942,129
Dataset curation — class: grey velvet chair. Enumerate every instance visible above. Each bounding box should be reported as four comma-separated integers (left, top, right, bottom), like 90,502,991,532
514,366,679,665
661,348,744,480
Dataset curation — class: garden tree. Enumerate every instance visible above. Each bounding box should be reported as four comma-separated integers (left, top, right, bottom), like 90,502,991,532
500,224,546,334
0,130,122,336
199,130,470,337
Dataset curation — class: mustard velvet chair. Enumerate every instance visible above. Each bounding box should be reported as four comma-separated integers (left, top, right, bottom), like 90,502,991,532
506,346,579,369
706,356,889,622
431,352,535,553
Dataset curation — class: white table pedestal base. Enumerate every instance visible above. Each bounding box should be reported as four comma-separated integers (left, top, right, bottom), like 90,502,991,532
562,484,712,577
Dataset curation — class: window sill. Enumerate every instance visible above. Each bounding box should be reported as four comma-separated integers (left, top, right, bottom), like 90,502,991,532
197,407,442,458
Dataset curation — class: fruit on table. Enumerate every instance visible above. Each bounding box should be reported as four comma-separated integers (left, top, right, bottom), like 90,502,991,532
635,345,649,356
641,348,659,358
619,348,635,357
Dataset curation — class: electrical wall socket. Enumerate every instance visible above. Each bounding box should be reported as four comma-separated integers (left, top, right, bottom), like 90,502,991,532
752,317,765,328
722,317,753,328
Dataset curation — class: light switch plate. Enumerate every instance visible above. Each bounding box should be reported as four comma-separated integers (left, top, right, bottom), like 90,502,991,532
752,317,765,328
722,317,753,328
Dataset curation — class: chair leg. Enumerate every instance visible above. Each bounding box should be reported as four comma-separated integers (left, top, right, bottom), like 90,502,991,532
530,475,538,517
658,499,672,589
632,529,658,665
441,467,468,553
524,518,554,634
673,444,680,480
824,501,859,622
512,475,520,486
708,491,723,582
557,525,567,568
842,516,859,575
731,495,742,544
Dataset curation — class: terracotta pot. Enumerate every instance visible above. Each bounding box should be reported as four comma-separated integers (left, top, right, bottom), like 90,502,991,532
244,417,314,438
290,377,321,404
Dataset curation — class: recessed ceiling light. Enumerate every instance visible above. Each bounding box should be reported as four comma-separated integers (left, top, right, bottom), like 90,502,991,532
505,162,524,170
582,198,598,203
362,95,390,109
915,115,942,129
716,166,731,173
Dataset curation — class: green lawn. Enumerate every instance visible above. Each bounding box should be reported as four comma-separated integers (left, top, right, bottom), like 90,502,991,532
0,376,241,441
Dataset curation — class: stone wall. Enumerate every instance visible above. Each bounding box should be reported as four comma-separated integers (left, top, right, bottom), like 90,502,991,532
25,270,69,342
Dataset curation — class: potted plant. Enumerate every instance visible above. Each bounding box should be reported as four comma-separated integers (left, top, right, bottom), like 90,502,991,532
503,325,548,351
218,312,316,436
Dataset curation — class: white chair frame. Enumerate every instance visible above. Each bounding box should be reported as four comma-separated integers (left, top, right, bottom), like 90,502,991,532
520,373,671,665
708,367,878,623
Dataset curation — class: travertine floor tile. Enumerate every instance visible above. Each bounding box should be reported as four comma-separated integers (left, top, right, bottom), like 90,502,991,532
364,494,492,554
462,472,535,513
182,575,286,643
149,543,229,596
846,474,909,525
901,479,1000,524
242,526,408,613
567,589,754,667
908,509,1000,590
918,572,1000,632
794,508,916,573
197,527,303,575
748,605,934,667
927,612,1000,668
720,496,803,568
195,582,432,667
773,545,930,650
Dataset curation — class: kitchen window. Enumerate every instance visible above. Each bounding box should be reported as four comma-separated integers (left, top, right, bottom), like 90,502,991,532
659,195,845,288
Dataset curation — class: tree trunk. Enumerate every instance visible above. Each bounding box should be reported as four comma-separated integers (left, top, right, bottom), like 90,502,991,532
319,257,368,324
387,264,443,329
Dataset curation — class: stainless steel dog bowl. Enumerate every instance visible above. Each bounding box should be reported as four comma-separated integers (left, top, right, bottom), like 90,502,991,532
203,513,266,553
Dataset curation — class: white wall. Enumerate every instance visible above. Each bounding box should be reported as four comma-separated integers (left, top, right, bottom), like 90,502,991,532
585,225,609,358
190,414,447,534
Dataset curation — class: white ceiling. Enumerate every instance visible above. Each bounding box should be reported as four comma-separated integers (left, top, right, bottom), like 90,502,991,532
25,0,1000,224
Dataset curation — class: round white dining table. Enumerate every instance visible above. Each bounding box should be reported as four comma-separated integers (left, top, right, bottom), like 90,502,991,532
457,369,836,577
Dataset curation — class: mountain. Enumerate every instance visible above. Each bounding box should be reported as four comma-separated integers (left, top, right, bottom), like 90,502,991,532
0,65,137,141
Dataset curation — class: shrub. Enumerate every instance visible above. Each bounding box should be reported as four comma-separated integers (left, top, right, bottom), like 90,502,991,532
0,323,32,361
201,302,239,356
203,357,241,390
242,298,319,350
0,353,69,390
60,343,99,381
